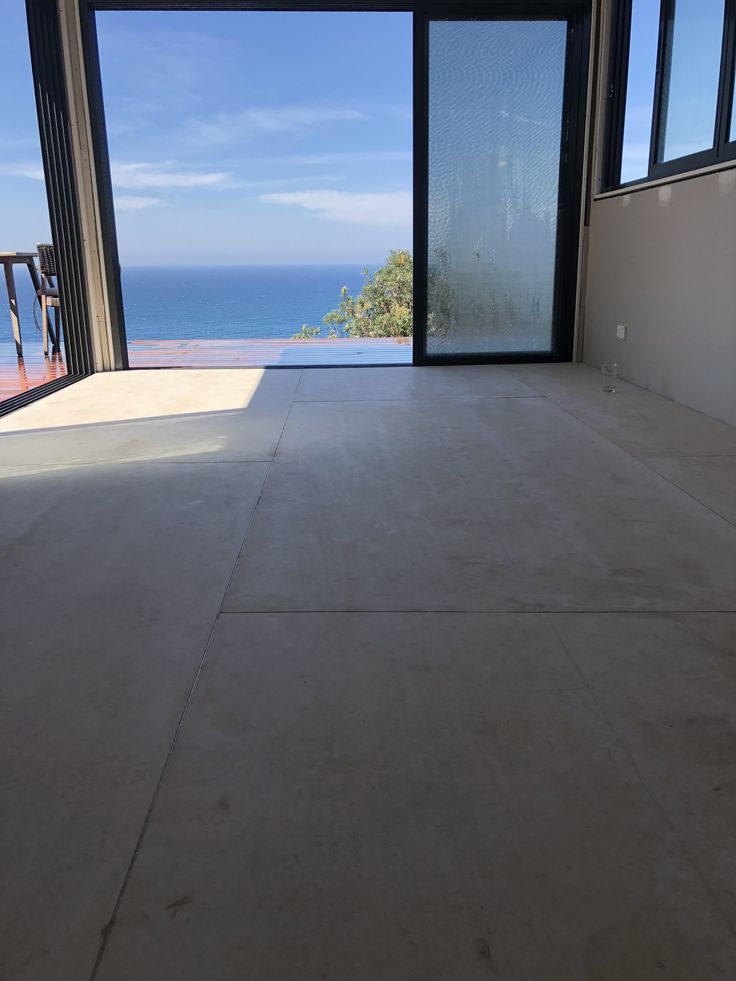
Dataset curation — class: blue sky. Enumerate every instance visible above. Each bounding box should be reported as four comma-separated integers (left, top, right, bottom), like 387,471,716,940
0,4,52,251
620,1,660,183
1,8,412,265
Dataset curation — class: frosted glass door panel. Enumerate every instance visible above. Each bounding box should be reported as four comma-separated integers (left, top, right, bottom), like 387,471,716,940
427,20,567,355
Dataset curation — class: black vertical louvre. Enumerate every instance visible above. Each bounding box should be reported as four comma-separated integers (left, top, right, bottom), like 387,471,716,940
25,0,94,378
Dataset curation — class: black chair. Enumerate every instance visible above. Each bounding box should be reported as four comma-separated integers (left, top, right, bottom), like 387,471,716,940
36,242,61,355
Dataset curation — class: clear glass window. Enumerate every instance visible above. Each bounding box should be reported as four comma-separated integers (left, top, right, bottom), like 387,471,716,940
658,0,725,162
620,0,660,183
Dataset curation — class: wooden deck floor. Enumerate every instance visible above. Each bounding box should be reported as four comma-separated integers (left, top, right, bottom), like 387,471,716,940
128,337,413,368
1,336,411,409
0,340,67,405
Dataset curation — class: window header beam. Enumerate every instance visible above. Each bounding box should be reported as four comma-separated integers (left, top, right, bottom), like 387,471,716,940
88,1,587,11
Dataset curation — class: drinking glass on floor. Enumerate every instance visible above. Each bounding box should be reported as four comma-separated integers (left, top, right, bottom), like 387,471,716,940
601,363,618,393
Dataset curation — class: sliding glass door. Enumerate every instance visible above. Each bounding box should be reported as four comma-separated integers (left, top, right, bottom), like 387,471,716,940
80,2,589,371
415,7,587,363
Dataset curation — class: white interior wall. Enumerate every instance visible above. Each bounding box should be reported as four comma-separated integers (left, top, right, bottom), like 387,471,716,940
581,4,736,426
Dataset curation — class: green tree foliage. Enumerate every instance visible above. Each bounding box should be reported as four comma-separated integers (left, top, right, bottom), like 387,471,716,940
293,323,321,340
323,250,413,338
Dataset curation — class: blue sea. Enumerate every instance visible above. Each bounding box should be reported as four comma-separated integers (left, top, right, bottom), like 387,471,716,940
8,264,372,343
121,265,370,341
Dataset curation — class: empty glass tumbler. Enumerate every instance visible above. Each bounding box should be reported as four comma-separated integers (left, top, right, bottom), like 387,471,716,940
601,363,618,393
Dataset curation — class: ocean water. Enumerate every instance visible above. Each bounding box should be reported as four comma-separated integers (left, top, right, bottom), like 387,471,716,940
121,265,371,341
5,264,372,345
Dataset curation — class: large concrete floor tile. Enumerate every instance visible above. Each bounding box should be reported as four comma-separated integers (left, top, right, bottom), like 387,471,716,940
569,395,736,459
507,363,736,458
551,613,736,932
0,460,268,981
223,400,520,612
295,365,536,401
428,397,736,611
95,613,736,981
225,397,736,613
0,368,300,467
644,455,736,526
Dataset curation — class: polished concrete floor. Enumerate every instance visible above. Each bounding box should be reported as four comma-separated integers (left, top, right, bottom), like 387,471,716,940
1,363,736,981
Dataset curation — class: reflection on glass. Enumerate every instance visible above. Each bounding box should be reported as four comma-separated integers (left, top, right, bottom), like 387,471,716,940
731,60,736,142
660,0,725,162
620,0,659,183
427,20,566,356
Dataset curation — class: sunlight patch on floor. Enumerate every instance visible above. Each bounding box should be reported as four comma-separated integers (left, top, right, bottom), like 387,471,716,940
0,368,267,432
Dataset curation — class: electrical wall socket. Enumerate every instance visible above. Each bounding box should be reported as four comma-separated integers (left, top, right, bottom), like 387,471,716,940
616,324,627,340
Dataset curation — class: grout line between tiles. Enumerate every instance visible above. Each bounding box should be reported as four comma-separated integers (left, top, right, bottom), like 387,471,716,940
632,463,736,530
87,372,300,980
642,452,736,460
539,393,736,530
217,608,736,616
291,393,543,403
116,458,276,466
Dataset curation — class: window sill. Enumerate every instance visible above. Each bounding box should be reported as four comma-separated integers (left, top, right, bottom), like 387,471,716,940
594,155,736,201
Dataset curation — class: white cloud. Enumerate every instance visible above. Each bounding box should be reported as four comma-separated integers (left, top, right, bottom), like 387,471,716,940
185,106,366,144
0,162,44,181
114,195,162,211
258,189,412,226
234,175,347,190
0,159,359,198
111,162,235,189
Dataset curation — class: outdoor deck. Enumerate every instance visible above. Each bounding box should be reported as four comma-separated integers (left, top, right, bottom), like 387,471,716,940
128,337,413,368
0,340,67,404
0,337,412,409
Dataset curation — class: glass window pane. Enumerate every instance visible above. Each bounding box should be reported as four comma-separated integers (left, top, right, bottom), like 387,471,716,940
731,59,736,142
427,20,567,356
659,0,725,162
620,0,660,183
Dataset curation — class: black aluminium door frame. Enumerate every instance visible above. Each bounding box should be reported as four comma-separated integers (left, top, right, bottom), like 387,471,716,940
414,3,590,365
83,0,590,369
